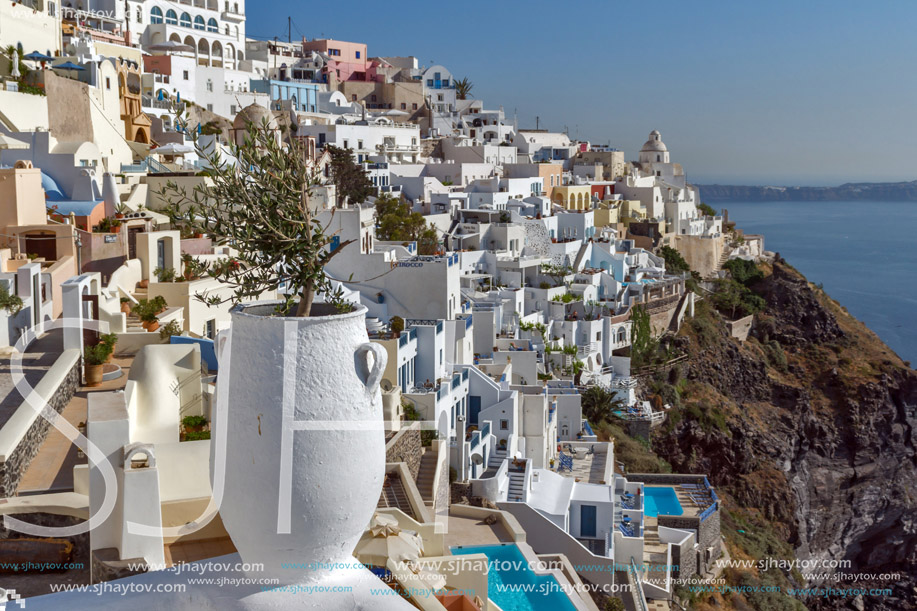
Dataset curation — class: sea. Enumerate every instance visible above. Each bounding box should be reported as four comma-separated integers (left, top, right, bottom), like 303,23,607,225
716,200,917,365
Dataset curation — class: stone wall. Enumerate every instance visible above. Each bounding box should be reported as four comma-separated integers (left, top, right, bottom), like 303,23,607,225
0,356,80,497
670,533,697,580
385,422,422,480
673,234,725,279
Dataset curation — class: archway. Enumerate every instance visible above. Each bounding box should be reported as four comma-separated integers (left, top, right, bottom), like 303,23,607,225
197,38,210,66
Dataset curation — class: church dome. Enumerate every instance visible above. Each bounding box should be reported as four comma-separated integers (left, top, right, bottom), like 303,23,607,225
233,103,277,130
640,130,667,153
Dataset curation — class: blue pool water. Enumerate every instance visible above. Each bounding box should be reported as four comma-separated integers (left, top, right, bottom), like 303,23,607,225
643,486,683,517
450,543,577,611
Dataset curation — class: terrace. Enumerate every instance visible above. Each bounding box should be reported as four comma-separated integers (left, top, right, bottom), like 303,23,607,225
552,441,614,485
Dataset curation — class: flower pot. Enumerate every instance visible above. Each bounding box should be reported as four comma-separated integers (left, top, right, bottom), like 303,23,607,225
140,320,149,330
85,364,103,387
120,302,131,314
138,279,149,289
115,213,124,219
215,302,387,585
146,320,159,332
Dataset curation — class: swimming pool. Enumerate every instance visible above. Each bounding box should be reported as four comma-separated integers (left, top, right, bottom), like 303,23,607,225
643,486,684,517
450,543,577,611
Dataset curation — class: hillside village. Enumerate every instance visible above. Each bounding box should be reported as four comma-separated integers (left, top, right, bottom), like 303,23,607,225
0,4,777,611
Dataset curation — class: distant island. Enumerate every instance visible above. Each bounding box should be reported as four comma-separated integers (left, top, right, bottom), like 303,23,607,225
696,180,917,202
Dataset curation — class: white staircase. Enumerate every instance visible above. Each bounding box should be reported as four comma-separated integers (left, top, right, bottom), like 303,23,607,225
488,448,507,470
507,472,526,502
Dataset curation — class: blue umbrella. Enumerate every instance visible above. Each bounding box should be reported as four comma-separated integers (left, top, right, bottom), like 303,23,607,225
24,51,55,62
53,61,86,71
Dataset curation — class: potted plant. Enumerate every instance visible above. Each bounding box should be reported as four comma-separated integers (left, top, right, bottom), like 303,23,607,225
182,415,208,433
154,109,388,587
140,309,159,332
114,202,129,219
119,297,132,314
159,319,181,340
83,343,109,387
99,332,117,363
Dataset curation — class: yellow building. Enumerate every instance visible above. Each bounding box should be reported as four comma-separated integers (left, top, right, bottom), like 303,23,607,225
551,185,592,211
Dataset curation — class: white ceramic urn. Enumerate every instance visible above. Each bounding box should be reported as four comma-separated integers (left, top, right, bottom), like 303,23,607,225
213,302,388,584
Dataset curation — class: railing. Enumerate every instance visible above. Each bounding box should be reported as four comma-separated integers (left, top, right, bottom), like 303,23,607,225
699,501,718,523
582,420,595,437
462,369,468,381
451,374,461,389
628,559,650,611
480,421,490,441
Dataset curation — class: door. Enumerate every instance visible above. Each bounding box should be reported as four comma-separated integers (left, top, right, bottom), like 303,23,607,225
157,238,166,270
81,294,99,347
468,396,481,426
128,227,142,259
580,505,597,538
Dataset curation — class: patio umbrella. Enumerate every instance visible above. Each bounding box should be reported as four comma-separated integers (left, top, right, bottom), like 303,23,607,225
148,41,195,53
53,61,85,71
396,560,447,591
0,133,28,150
23,51,54,62
53,61,85,79
153,142,194,156
354,514,424,566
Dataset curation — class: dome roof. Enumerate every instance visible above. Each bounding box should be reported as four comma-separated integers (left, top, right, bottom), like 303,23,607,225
233,103,277,130
640,130,667,153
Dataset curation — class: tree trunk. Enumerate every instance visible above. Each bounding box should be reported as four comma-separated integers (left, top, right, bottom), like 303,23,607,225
295,280,315,317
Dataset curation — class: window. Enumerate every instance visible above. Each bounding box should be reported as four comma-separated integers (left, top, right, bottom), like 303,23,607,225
205,319,215,339
426,79,433,86
355,51,361,59
225,1,229,9
412,103,417,110
343,140,348,149
165,9,177,24
400,102,406,110
371,94,377,102
357,140,363,149
206,103,213,112
656,154,660,162
439,349,443,364
225,25,229,35
437,94,443,101
207,18,218,32
351,94,356,101
194,15,205,30
230,104,237,114
136,7,142,22
500,419,508,430
442,79,449,88
105,77,111,89
150,6,163,23
48,1,55,16
179,12,191,27
183,70,189,80
206,79,213,92
411,137,417,145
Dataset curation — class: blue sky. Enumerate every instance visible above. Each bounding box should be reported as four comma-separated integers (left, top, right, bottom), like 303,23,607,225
248,1,915,186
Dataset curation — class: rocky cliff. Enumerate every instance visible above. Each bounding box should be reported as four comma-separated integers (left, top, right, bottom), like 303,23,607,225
696,181,917,202
647,261,917,610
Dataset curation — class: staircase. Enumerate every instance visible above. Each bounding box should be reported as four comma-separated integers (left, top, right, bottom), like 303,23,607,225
507,472,526,502
572,240,590,271
487,447,507,470
416,449,437,507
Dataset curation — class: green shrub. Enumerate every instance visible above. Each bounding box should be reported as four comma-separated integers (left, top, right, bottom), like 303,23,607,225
0,283,24,315
153,267,177,282
184,430,211,441
84,343,110,366
182,415,208,428
159,320,182,340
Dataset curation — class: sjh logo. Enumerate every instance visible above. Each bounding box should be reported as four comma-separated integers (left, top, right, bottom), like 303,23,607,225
0,587,25,610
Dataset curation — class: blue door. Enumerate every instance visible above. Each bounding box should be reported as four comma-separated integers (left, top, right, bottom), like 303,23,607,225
580,505,597,538
468,396,481,425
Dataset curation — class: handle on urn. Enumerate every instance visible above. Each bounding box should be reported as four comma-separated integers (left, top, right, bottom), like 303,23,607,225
355,342,387,394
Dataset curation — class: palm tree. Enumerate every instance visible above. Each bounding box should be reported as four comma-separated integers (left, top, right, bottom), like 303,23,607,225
581,386,625,424
454,77,473,100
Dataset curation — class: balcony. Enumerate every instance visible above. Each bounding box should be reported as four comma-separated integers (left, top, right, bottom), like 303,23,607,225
221,9,244,22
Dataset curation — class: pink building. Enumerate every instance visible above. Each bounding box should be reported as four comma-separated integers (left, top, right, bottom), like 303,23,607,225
300,38,382,83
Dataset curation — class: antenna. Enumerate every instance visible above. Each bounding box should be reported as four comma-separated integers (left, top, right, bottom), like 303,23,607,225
288,17,291,43
536,116,540,130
